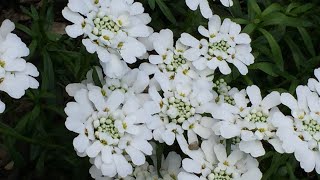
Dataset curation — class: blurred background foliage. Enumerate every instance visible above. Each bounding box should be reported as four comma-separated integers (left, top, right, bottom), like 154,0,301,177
0,0,319,179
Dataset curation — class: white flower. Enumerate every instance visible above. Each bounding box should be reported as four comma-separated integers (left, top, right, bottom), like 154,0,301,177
90,151,183,180
62,0,152,73
185,0,212,19
178,139,262,180
144,29,199,83
272,85,320,173
0,19,39,113
180,15,254,75
145,72,214,151
207,85,283,157
220,0,234,7
64,84,153,177
185,0,234,19
308,68,320,95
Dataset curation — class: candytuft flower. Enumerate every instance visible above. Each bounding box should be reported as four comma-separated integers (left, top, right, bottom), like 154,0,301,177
185,0,234,19
180,15,254,75
272,85,320,173
0,19,39,113
62,0,153,74
65,84,153,177
178,139,262,180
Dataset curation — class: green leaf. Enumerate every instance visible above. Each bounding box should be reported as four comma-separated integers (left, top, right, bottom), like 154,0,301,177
242,23,257,34
148,0,156,10
15,23,32,36
20,6,33,17
156,143,164,176
155,0,176,23
261,3,282,17
290,3,314,15
248,0,262,18
261,12,312,27
284,36,304,70
229,0,243,17
30,5,39,20
249,62,279,77
258,28,284,71
15,106,40,133
41,50,55,91
28,40,38,58
297,27,316,57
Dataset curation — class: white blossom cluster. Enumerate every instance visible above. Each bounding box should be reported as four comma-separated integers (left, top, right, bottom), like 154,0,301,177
185,0,234,19
270,68,320,174
62,0,153,78
0,19,39,113
62,0,320,179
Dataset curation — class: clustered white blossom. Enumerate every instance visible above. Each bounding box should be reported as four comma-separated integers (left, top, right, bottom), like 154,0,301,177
61,0,320,179
180,15,254,75
185,0,234,19
0,19,39,113
270,68,320,174
62,0,153,78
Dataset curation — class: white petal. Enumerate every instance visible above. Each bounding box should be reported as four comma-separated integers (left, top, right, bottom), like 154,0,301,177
246,85,262,106
113,154,133,177
106,90,125,111
178,172,200,180
126,146,146,165
180,33,200,48
182,159,202,173
261,91,281,110
199,0,213,19
86,141,103,158
214,144,227,162
73,134,89,153
239,140,265,157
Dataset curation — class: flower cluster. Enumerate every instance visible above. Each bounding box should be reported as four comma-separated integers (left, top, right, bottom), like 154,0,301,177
180,15,254,75
62,0,153,78
185,0,234,19
0,19,39,113
270,68,320,173
61,0,320,179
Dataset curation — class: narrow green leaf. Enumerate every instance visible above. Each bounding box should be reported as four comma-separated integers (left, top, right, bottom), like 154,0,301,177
261,12,312,27
290,3,314,15
284,36,304,70
261,3,282,17
229,0,243,17
155,0,176,23
20,6,32,17
30,5,39,20
242,23,257,34
15,23,32,36
156,143,164,176
249,62,279,77
258,28,284,71
248,0,262,17
28,40,38,58
41,50,55,91
148,0,156,10
297,27,316,57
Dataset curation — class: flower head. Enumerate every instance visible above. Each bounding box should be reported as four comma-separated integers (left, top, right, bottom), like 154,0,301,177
180,15,254,75
178,139,262,180
272,85,320,173
0,19,39,113
62,0,153,75
65,83,153,177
